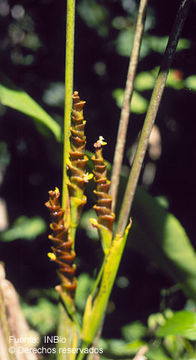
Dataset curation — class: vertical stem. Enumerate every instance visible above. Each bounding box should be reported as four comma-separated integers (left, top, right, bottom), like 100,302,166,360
110,0,148,212
62,0,76,217
57,2,77,359
57,304,77,360
117,0,192,235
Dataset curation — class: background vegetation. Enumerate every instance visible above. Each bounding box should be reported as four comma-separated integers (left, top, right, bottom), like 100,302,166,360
1,0,196,358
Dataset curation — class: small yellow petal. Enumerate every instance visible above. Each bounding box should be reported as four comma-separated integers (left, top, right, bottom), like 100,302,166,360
55,187,60,194
98,136,107,146
87,173,94,180
90,218,98,227
48,252,56,261
83,172,94,182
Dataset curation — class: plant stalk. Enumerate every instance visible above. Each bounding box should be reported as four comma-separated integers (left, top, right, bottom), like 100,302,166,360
57,303,78,360
117,0,192,235
82,222,131,346
57,1,77,359
110,0,148,212
62,0,76,219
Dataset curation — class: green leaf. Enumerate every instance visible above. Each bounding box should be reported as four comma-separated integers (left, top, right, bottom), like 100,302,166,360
157,311,196,340
166,70,184,90
135,69,184,92
99,338,146,357
129,187,196,300
149,36,190,54
80,210,99,241
147,346,172,360
115,30,190,59
112,88,148,114
75,273,94,312
112,88,124,108
22,298,58,335
77,0,109,37
131,91,148,114
134,72,155,91
0,84,62,141
0,216,46,242
122,321,147,342
185,75,196,91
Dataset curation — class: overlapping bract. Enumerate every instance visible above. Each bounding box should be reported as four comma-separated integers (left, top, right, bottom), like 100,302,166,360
92,140,115,252
45,188,77,298
68,91,88,229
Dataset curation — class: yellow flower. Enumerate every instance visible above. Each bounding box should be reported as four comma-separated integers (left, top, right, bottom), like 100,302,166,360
97,136,107,146
83,172,94,183
48,252,56,261
90,218,98,228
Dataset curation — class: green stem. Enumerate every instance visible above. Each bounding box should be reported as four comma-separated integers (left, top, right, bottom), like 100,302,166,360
57,304,78,360
91,258,106,299
110,0,148,212
76,345,88,360
57,1,77,358
117,0,192,235
62,0,76,218
82,223,131,346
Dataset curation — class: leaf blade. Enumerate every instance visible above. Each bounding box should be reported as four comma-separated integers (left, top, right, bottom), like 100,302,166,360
0,84,62,142
157,311,196,340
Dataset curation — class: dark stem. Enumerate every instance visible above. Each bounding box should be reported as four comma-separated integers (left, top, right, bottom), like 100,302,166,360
117,0,192,235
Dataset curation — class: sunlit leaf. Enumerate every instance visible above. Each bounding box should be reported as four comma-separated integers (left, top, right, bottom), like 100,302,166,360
0,216,46,242
166,70,184,90
131,91,148,113
134,72,155,91
0,84,62,141
112,88,148,114
147,345,172,360
149,36,190,54
115,30,190,59
115,30,149,58
157,311,196,340
135,69,184,91
185,75,196,91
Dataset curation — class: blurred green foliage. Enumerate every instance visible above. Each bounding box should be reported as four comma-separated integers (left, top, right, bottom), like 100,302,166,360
157,310,196,340
112,88,148,114
22,297,58,335
0,215,46,242
115,31,190,58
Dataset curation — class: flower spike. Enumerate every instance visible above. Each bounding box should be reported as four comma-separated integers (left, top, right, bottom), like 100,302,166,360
45,189,77,299
92,137,115,254
67,91,88,240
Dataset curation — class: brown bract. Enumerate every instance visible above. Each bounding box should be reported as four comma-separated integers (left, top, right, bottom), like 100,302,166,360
45,189,77,298
92,146,115,232
68,92,88,196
